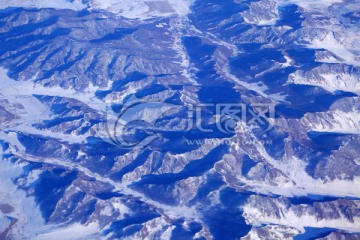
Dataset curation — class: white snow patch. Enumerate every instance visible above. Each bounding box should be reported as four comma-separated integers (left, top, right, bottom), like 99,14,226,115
88,0,194,19
243,204,360,233
288,70,360,95
249,154,360,198
301,110,360,134
308,32,360,67
0,0,194,20
281,55,293,68
32,222,100,240
0,0,86,11
232,124,360,198
0,67,105,144
280,0,343,10
0,157,47,239
241,0,279,26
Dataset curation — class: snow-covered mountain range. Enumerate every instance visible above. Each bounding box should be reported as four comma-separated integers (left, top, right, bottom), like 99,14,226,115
0,0,360,239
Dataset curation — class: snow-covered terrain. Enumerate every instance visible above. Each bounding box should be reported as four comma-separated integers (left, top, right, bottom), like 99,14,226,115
0,0,360,239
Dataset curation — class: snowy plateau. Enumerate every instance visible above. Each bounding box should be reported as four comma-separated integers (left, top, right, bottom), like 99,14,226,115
0,0,360,239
